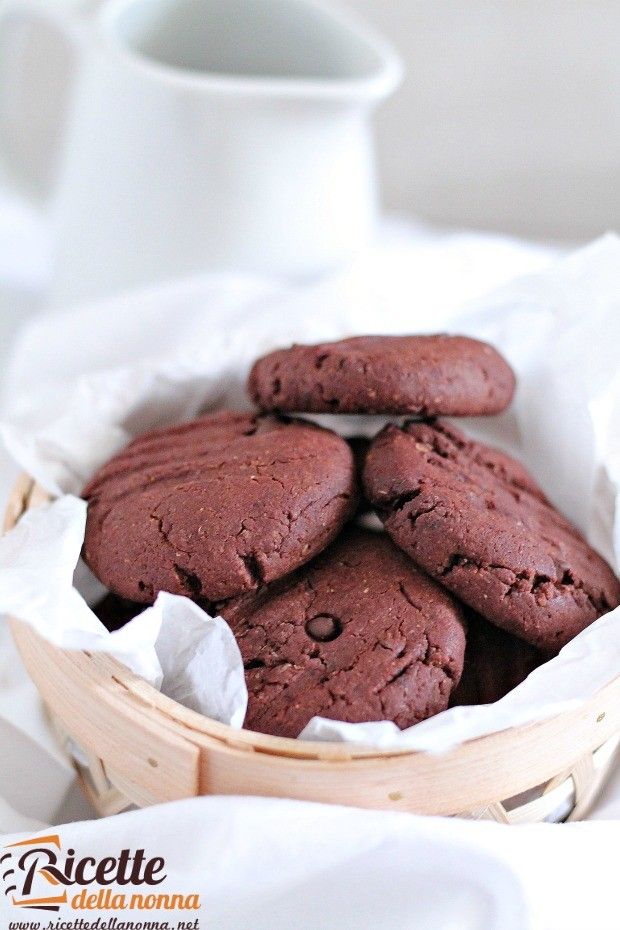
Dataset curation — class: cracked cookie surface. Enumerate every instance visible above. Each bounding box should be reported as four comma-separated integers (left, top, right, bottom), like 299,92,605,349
364,420,620,649
220,527,467,738
83,412,357,603
248,334,515,416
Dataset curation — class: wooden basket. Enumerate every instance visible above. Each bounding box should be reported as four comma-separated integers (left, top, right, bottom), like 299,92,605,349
5,474,620,823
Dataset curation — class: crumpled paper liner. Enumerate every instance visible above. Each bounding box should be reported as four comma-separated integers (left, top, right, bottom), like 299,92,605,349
0,233,619,751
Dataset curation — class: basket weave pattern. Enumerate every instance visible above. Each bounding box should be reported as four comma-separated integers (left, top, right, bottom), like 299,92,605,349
5,475,620,823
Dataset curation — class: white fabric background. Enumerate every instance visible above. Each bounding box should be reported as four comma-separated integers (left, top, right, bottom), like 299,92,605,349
1,194,620,930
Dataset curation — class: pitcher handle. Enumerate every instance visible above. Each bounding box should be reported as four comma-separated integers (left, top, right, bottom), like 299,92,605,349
0,0,86,205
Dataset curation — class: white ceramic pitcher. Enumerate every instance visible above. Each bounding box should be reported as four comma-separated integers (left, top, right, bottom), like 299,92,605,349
0,0,401,304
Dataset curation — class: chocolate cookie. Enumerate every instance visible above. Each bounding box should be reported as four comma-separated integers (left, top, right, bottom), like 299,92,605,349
364,420,620,650
93,593,145,632
220,528,467,738
347,436,373,515
248,334,515,416
83,412,357,603
450,613,547,707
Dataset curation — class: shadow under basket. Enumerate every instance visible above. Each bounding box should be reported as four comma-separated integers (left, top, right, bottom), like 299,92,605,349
5,474,620,823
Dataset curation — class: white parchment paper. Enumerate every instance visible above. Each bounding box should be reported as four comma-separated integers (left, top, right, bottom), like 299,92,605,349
0,232,618,751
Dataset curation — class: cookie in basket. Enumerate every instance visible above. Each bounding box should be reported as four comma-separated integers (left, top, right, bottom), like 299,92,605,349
220,527,467,738
83,412,357,603
93,592,145,631
248,334,515,416
450,612,548,707
363,419,620,650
